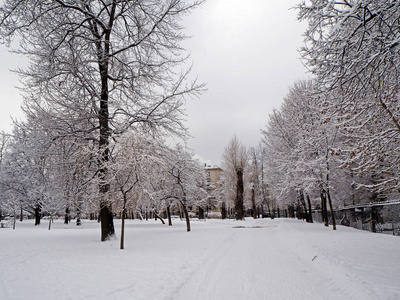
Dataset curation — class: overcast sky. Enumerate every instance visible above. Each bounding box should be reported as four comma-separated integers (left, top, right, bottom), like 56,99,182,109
183,0,309,166
0,0,309,167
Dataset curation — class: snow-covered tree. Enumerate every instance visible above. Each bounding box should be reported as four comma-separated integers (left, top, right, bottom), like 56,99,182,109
162,145,207,231
0,0,205,241
262,80,356,228
298,0,400,196
221,136,248,220
109,132,168,249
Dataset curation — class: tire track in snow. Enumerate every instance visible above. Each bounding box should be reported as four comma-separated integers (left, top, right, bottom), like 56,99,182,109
168,229,237,299
274,220,377,299
171,221,280,299
170,219,378,300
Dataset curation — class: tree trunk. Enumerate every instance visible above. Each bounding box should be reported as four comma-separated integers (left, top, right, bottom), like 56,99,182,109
251,187,257,219
296,203,301,220
96,12,116,241
179,199,191,232
19,207,23,222
48,216,52,230
76,200,82,226
100,199,115,241
120,204,126,250
321,191,329,227
326,188,336,230
306,194,313,223
167,205,172,226
13,213,16,230
299,190,309,222
235,168,244,220
221,202,227,220
153,210,165,224
34,204,41,226
64,206,70,224
198,207,205,219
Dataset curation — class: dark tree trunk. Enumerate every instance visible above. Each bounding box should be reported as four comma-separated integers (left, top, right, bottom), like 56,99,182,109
48,216,52,230
64,207,70,224
299,190,309,222
167,205,172,226
326,188,336,230
296,204,301,220
96,8,116,242
325,168,335,230
179,207,183,220
120,200,126,250
221,202,227,220
34,204,41,226
198,207,204,219
235,168,244,220
321,190,329,227
306,194,313,223
19,207,23,222
100,200,115,241
277,207,280,218
179,199,190,232
76,201,82,226
98,163,115,241
251,187,257,219
153,210,165,224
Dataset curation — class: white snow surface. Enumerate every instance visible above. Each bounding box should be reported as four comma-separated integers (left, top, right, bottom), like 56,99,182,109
1,218,399,300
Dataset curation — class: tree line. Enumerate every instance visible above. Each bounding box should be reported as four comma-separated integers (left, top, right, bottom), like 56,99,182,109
2,0,399,239
217,1,400,230
0,0,206,245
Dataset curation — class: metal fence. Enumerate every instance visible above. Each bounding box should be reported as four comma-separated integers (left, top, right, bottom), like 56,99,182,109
312,202,400,236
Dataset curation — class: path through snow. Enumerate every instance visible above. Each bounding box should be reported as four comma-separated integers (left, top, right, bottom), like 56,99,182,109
171,219,380,300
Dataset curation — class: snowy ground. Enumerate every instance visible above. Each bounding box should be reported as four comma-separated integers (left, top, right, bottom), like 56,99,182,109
1,217,399,300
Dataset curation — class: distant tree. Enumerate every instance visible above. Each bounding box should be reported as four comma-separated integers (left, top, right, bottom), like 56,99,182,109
222,136,248,220
248,146,265,219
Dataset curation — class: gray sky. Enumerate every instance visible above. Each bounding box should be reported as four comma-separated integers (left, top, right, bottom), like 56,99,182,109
0,0,308,166
183,0,309,166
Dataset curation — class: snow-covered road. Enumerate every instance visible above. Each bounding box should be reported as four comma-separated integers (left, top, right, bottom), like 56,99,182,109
1,218,399,300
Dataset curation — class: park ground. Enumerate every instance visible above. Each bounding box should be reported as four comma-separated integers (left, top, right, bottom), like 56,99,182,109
1,217,399,300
